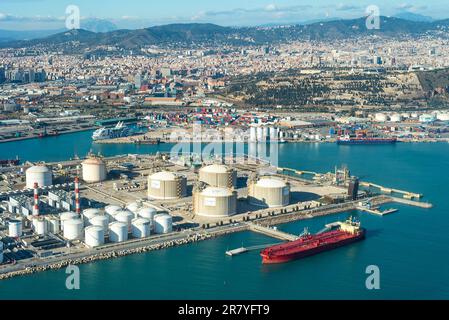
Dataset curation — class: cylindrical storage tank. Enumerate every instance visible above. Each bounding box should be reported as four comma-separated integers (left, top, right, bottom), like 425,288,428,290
154,214,173,234
138,207,157,222
34,218,47,236
126,202,142,214
82,208,101,226
46,217,60,234
374,113,388,122
60,212,79,230
105,205,122,221
82,157,107,183
8,220,22,238
131,218,151,238
63,219,83,240
109,222,128,243
25,165,53,189
114,210,134,231
147,171,187,200
193,187,237,217
84,226,105,248
390,114,402,123
262,127,269,141
437,113,449,121
89,215,109,233
199,164,237,188
248,177,290,208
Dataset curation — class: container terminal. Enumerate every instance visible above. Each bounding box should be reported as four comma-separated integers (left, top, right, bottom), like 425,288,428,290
0,152,432,279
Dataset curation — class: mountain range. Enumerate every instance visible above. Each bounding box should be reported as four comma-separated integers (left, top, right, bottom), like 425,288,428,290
1,16,449,50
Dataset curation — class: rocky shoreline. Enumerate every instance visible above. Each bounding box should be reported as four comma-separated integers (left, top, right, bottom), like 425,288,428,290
0,232,220,281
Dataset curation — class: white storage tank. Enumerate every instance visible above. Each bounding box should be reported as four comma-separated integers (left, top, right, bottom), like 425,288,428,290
46,216,60,234
374,113,388,122
109,222,128,243
193,186,237,217
89,215,109,233
138,207,157,221
199,164,237,188
63,219,83,240
154,214,173,234
148,171,187,200
105,205,122,221
437,113,449,121
256,127,263,142
126,202,142,214
270,127,279,141
248,177,290,208
84,226,105,248
34,218,47,236
82,157,107,183
131,218,151,238
114,210,134,231
82,208,101,226
25,165,53,189
60,212,79,230
390,114,402,123
8,220,22,238
249,126,257,142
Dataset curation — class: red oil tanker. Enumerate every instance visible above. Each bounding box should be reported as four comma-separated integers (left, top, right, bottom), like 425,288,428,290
261,219,365,264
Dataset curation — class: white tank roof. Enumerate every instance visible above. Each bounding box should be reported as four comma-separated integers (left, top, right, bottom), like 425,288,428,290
201,187,234,197
256,178,287,188
82,157,105,165
150,171,180,181
201,164,230,173
26,165,51,173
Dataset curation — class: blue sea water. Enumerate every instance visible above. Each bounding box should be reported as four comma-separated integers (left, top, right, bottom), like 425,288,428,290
0,132,448,299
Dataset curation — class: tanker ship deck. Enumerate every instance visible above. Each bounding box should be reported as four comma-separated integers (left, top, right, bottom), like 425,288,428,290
261,219,365,264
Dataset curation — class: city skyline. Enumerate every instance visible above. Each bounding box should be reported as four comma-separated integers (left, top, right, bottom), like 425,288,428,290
0,0,445,30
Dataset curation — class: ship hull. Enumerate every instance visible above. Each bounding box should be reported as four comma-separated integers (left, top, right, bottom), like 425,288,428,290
261,230,365,264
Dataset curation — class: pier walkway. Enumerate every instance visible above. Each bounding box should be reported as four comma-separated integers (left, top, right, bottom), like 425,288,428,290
247,223,298,241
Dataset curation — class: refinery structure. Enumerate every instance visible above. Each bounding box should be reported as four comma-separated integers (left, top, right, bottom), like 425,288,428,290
0,151,430,277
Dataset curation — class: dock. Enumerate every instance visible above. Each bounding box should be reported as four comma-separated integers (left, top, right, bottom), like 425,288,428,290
247,223,298,241
226,242,283,257
360,182,422,199
356,206,399,216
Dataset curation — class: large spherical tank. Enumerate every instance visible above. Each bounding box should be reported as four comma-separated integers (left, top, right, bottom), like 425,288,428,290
148,171,187,200
46,217,60,234
63,219,84,240
60,212,79,230
154,214,173,234
89,215,109,233
131,218,151,238
84,226,105,247
114,210,134,231
8,220,22,238
138,207,157,221
248,177,290,208
199,165,237,188
193,187,237,217
109,222,128,243
25,165,53,189
34,218,47,236
82,157,107,183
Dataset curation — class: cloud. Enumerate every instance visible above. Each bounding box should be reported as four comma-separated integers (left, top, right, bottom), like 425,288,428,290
396,3,428,12
336,3,361,11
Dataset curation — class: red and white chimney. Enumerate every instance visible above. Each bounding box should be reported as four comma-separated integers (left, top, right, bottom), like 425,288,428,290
75,177,80,215
33,182,40,216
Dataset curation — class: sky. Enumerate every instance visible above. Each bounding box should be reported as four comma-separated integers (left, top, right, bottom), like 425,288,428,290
0,0,447,30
